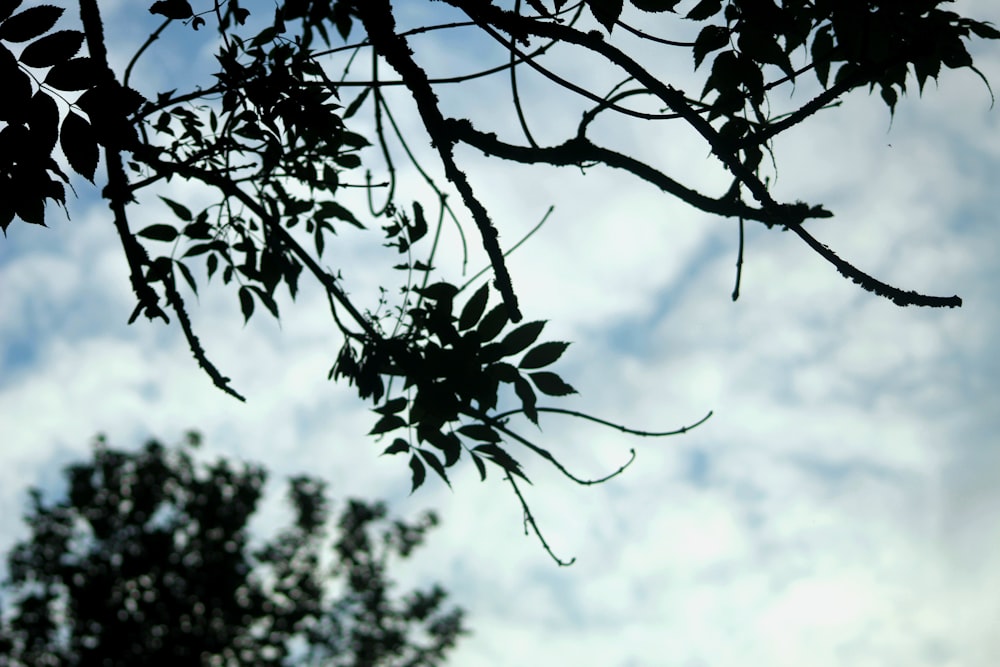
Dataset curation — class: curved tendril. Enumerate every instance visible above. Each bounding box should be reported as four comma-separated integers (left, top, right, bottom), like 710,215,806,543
507,474,575,566
328,23,570,90
369,86,398,217
474,20,671,122
458,205,553,293
579,82,647,135
163,266,245,401
491,407,715,438
614,19,696,47
732,215,745,302
510,0,539,148
375,82,469,271
124,18,170,88
480,415,637,485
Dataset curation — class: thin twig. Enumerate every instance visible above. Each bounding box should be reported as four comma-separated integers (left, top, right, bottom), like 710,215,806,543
354,0,524,321
507,474,575,566
490,407,714,437
732,216,744,301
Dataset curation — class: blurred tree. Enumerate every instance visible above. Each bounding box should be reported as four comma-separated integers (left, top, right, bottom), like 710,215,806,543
0,433,466,666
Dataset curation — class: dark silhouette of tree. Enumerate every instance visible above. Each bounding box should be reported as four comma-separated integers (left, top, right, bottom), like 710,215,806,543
0,1,996,559
0,433,466,666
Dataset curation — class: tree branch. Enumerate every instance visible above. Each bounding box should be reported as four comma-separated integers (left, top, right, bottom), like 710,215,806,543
79,0,168,324
443,118,830,226
352,0,524,322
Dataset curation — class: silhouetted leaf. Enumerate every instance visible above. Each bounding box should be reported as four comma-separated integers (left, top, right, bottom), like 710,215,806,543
457,424,501,443
833,62,862,88
370,414,406,435
409,201,428,243
416,282,458,303
0,70,33,123
249,285,279,318
486,362,519,384
344,86,370,119
332,2,351,38
941,40,972,69
417,449,450,486
175,260,197,295
969,21,1000,40
149,0,193,20
694,25,729,69
0,205,14,233
630,0,680,11
316,200,363,228
478,342,506,365
335,152,361,168
529,371,577,396
137,224,179,242
374,396,408,415
880,84,898,114
0,1,23,24
59,111,98,181
424,431,461,467
44,57,97,91
586,0,622,32
14,188,44,226
27,90,58,153
474,444,529,482
685,0,721,21
738,25,793,76
0,4,62,43
239,285,254,322
519,341,569,369
914,56,941,93
513,376,538,424
159,195,193,221
409,455,426,492
811,26,834,87
470,452,487,481
183,221,212,239
382,438,409,455
184,240,227,257
500,320,545,356
19,30,83,67
0,60,32,123
476,304,508,343
458,283,489,331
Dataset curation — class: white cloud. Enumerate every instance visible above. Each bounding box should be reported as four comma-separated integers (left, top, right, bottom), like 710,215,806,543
2,3,1000,667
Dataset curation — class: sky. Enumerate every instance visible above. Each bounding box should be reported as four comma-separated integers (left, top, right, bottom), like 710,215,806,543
2,2,999,666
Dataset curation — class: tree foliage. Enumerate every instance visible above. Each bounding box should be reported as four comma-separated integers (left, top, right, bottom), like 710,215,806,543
0,433,466,666
0,1,996,558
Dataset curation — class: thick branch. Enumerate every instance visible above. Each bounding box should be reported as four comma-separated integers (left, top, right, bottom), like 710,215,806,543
352,0,524,322
161,266,246,401
444,119,831,226
787,223,961,307
443,1,962,308
79,0,168,323
447,1,774,206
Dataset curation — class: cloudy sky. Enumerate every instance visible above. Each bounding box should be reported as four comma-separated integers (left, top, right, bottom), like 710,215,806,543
2,2,999,666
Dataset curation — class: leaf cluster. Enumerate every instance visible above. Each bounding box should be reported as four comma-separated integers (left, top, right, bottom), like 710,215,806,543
0,2,144,232
334,278,575,493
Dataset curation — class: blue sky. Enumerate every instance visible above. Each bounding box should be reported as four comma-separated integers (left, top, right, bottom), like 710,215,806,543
2,2,1000,666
